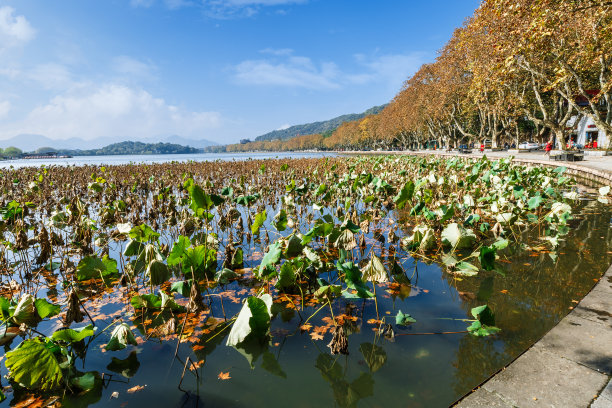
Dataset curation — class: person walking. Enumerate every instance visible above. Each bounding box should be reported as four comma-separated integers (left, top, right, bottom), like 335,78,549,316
480,143,484,153
545,140,552,158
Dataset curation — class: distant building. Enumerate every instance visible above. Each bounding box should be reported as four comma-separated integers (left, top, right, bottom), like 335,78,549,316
240,139,251,144
567,91,609,148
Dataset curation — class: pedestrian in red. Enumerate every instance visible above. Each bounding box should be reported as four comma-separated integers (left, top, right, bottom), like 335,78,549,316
545,140,552,157
480,143,484,153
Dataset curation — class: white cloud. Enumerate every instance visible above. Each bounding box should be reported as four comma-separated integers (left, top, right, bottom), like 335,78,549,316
203,0,307,18
112,56,158,81
234,55,340,89
276,124,290,130
0,7,35,50
0,101,10,118
130,0,155,8
260,48,293,56
131,0,194,7
232,51,426,91
216,0,306,5
26,63,74,89
352,53,426,89
0,84,222,141
130,0,304,15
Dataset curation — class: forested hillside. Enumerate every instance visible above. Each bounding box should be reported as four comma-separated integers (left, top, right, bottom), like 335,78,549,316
59,141,200,156
254,105,386,141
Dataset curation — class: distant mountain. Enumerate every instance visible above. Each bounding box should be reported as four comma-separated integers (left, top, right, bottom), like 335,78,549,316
155,135,218,149
254,104,387,142
58,141,200,156
0,134,217,152
0,134,99,151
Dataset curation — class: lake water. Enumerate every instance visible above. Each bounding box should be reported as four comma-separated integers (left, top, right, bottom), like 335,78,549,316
0,156,610,408
0,152,336,169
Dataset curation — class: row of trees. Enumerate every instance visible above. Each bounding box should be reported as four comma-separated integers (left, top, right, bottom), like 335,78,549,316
229,0,611,152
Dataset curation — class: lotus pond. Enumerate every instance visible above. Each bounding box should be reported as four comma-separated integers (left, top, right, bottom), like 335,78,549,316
0,155,610,408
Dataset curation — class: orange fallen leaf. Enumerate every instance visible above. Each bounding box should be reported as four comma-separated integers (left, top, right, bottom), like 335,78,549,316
367,318,382,325
310,332,324,341
218,371,231,380
500,289,508,294
127,385,146,393
300,323,312,332
191,360,205,370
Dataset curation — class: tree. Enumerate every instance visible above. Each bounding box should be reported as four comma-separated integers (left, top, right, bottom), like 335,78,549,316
3,147,23,157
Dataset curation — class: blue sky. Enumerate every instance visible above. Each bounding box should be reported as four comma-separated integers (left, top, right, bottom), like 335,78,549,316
0,0,479,146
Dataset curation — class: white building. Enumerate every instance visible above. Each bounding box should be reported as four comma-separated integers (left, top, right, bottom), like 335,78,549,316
569,115,609,149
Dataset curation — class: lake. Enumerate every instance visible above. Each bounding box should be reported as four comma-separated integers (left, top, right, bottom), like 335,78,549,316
0,151,337,169
0,155,609,408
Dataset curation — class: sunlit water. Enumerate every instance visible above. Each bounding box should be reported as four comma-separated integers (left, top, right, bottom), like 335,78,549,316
0,156,610,408
0,152,336,169
3,196,610,408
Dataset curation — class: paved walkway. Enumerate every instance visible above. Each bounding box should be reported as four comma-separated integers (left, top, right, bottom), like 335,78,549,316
345,150,612,407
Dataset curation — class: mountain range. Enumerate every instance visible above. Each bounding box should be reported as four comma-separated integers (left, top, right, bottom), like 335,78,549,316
0,134,217,152
254,104,387,142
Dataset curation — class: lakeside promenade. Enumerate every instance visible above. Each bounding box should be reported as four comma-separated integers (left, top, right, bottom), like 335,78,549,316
344,149,612,408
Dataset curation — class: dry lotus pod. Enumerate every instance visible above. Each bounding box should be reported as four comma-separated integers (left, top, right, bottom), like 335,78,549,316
160,317,177,336
360,220,370,235
388,228,397,243
64,289,84,325
14,229,28,251
222,243,237,270
36,227,52,265
327,326,349,355
188,280,205,313
359,234,366,248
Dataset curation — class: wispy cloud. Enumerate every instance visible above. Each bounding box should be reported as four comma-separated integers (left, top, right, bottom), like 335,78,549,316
0,101,10,119
0,84,222,141
0,6,36,51
26,63,74,90
112,56,158,82
233,53,340,90
232,50,426,90
348,52,427,89
260,48,293,56
130,0,307,18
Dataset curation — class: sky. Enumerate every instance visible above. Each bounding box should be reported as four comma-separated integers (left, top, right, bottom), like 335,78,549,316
0,0,480,147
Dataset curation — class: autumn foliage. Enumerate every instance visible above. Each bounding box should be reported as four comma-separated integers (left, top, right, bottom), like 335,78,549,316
229,0,612,152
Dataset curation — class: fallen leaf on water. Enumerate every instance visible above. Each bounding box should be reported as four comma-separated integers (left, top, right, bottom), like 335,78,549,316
300,323,312,332
218,371,231,380
190,360,204,370
310,332,324,341
367,319,382,325
111,391,119,399
127,385,146,393
500,290,508,294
